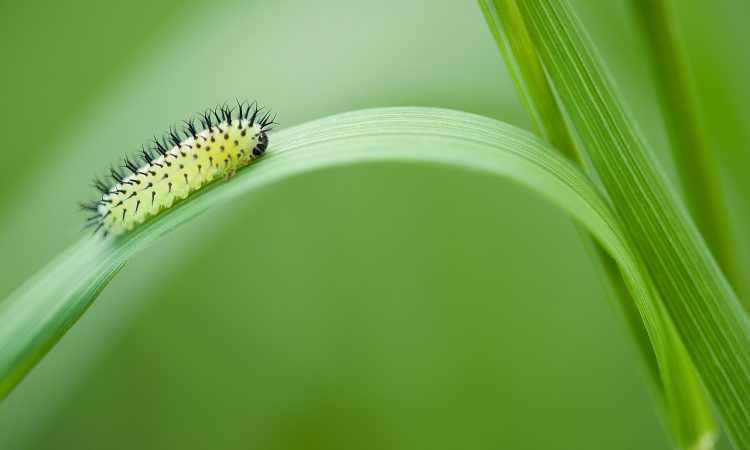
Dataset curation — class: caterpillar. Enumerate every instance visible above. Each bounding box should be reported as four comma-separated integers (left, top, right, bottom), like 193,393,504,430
81,101,275,237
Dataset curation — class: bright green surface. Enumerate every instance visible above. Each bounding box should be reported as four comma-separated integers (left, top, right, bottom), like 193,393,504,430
0,0,747,449
479,2,717,447
1,107,648,402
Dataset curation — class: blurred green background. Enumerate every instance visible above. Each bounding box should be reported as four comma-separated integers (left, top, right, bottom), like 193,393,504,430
0,0,747,448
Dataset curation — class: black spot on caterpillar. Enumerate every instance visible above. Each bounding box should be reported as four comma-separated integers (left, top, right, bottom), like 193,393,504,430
81,101,275,237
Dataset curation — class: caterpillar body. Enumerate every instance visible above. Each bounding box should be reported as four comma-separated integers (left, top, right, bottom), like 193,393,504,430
82,102,275,237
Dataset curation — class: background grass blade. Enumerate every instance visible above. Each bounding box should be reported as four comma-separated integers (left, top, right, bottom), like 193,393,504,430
515,1,750,447
478,1,716,447
0,107,667,412
631,0,739,293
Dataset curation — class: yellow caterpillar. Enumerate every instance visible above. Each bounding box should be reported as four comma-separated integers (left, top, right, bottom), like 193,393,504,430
82,102,274,237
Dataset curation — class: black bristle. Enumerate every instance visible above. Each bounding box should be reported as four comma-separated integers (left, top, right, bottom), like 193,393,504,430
183,118,198,138
161,135,173,151
247,101,257,120
109,166,124,183
140,145,154,164
199,110,213,129
261,114,276,131
236,100,245,122
92,177,110,194
259,111,271,127
261,113,277,131
168,127,182,147
153,136,168,156
123,156,139,173
249,104,261,125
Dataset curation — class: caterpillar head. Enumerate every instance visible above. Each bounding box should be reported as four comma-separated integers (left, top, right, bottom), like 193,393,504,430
254,111,275,156
256,130,268,155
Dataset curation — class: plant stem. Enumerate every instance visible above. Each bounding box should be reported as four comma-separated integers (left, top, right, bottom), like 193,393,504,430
516,0,750,446
631,0,740,295
477,1,716,447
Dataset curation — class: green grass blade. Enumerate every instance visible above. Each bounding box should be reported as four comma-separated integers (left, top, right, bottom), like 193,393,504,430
477,0,578,162
478,1,716,448
631,0,739,294
516,1,750,447
478,0,654,373
0,107,667,412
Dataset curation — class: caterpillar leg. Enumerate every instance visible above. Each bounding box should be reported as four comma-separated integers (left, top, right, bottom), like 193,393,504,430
222,167,237,182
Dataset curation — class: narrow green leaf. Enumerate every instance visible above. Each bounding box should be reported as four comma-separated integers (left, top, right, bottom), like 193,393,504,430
0,107,668,416
631,0,740,294
477,0,578,162
478,1,716,448
516,1,750,447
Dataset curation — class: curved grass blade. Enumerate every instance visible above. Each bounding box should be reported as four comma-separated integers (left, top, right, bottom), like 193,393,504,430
0,107,687,426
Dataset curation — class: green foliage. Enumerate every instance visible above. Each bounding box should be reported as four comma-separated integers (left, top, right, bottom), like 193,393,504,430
479,0,750,448
631,0,738,289
478,1,715,448
1,1,748,449
0,107,638,399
